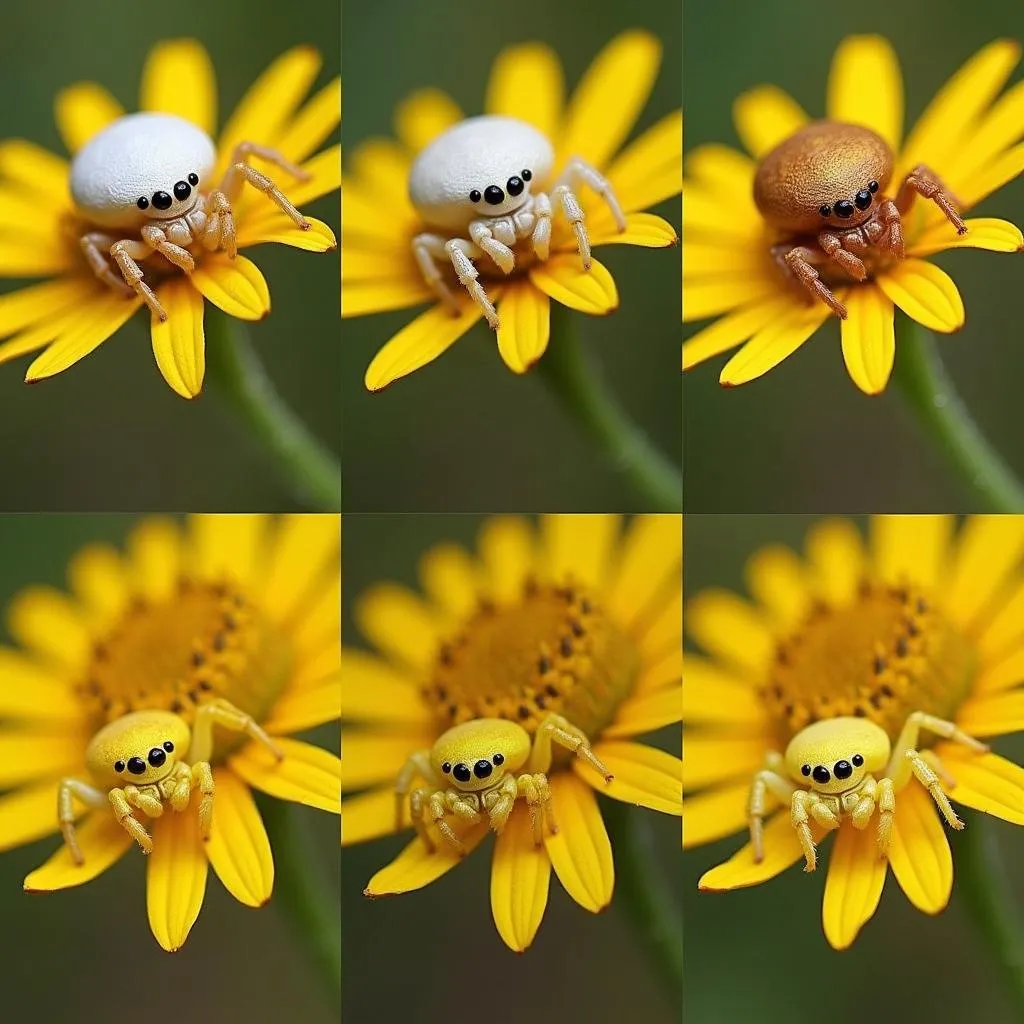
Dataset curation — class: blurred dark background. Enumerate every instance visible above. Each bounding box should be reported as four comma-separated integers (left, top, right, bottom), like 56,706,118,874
0,516,338,1024
685,514,1024,1024
0,0,339,511
684,1,1024,513
342,0,681,512
342,514,681,1023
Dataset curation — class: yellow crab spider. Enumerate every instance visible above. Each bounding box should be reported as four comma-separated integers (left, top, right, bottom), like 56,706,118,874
57,699,284,865
394,713,614,855
408,115,627,330
70,112,312,322
747,711,989,872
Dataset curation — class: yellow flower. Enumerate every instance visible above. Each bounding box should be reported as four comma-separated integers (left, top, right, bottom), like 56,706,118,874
0,39,340,398
341,515,682,951
1,514,341,950
682,36,1024,393
343,31,681,390
683,515,1024,949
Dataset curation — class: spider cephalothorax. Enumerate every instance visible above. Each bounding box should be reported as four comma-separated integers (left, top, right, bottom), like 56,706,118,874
753,121,967,319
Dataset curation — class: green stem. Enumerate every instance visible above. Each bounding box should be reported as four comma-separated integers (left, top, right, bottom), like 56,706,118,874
206,309,342,510
537,306,683,512
602,799,683,1004
261,800,341,1008
958,818,1024,1019
892,315,1024,512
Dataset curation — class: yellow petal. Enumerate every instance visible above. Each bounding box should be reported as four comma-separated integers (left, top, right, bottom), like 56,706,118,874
822,822,887,949
840,283,895,394
805,518,867,606
205,770,274,907
0,140,70,202
719,300,832,386
127,518,181,604
682,298,791,369
604,687,681,739
354,582,443,672
686,143,758,203
698,812,809,888
496,281,550,373
946,516,1024,631
485,42,563,141
588,211,678,248
478,516,536,603
341,730,434,791
683,275,786,324
67,543,129,633
826,36,903,151
682,732,768,792
939,747,1024,825
365,820,489,894
0,780,65,851
338,650,429,725
555,30,661,172
899,40,1022,177
887,781,952,914
529,254,617,315
229,738,340,813
239,215,336,253
685,590,774,676
491,805,552,951
956,691,1024,737
418,543,480,622
394,89,464,155
149,278,205,398
974,648,1024,695
955,142,1024,210
24,812,132,892
870,514,953,590
635,648,682,697
7,585,90,673
191,254,270,321
0,649,82,723
978,583,1024,663
341,787,396,845
55,83,125,154
733,85,809,159
272,78,341,166
0,729,83,788
682,658,767,727
365,299,483,390
140,39,217,135
544,773,613,913
607,514,682,630
875,259,964,333
342,277,432,318
577,741,681,815
605,110,682,213
189,513,267,587
683,783,752,848
261,513,340,625
639,587,682,661
147,810,208,951
744,544,810,634
908,217,1024,257
217,46,322,176
264,669,340,735
944,79,1024,187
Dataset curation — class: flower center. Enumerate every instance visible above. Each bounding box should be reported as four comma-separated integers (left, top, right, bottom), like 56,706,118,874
760,581,977,748
421,579,640,762
75,577,293,757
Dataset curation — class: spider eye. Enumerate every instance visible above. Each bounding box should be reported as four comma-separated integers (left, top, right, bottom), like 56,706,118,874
137,197,149,210
493,752,505,766
188,172,199,186
852,753,864,767
173,180,192,202
114,760,126,773
818,204,831,217
441,761,451,774
834,199,855,218
506,175,524,197
801,764,811,776
521,169,532,181
163,741,174,753
452,763,472,783
469,189,482,203
868,180,879,193
152,191,173,211
812,765,831,784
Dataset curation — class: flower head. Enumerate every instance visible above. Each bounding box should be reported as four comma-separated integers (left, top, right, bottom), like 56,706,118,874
682,36,1024,393
1,514,341,950
343,31,681,390
0,39,339,397
684,515,1024,948
341,515,682,951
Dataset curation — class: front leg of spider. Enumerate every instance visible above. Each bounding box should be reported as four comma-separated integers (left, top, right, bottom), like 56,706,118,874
80,233,167,321
790,790,819,872
896,164,967,235
469,218,515,275
553,156,628,268
219,141,311,237
108,786,156,855
409,787,465,855
878,198,905,260
57,778,112,866
530,190,553,260
818,230,868,282
747,751,797,863
527,713,613,781
187,698,284,764
517,771,556,846
776,243,848,319
482,773,520,834
444,237,500,329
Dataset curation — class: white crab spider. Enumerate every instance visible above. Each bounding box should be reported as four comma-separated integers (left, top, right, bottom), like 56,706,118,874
409,115,627,329
70,111,312,322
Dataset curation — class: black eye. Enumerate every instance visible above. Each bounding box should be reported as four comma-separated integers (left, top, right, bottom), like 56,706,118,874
188,172,199,186
163,741,174,753
137,196,150,210
441,761,451,774
127,756,147,775
453,763,472,783
173,180,191,202
152,191,173,211
855,189,872,210
114,760,125,773
812,765,831,784
818,204,831,218
801,764,811,776
868,180,879,193
148,746,167,768
506,175,524,197
521,169,532,181
469,190,482,203
474,759,493,779
493,753,504,766
834,199,855,218
852,754,864,767
484,185,505,205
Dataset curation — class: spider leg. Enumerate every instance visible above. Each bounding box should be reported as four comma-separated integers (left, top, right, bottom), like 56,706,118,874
528,713,612,781
140,224,195,273
82,233,166,321
444,237,499,329
553,156,627,233
746,751,796,863
219,142,310,230
56,778,108,866
773,243,847,319
817,230,868,282
895,164,967,234
190,761,215,840
108,787,154,855
530,191,552,260
411,233,461,314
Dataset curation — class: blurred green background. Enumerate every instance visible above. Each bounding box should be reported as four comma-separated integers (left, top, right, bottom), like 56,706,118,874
342,515,681,1022
684,1,1024,512
685,515,1024,1024
0,0,339,511
0,516,339,1024
342,1,681,512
